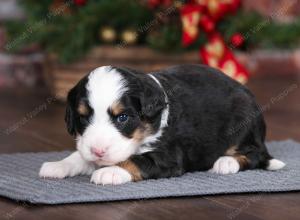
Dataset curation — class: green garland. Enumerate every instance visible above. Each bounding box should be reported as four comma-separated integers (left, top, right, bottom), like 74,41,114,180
219,11,300,49
148,11,300,51
5,0,153,63
4,0,300,63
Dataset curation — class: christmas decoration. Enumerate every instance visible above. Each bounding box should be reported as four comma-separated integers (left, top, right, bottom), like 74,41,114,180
4,0,153,62
121,29,138,45
49,0,72,15
99,27,117,43
5,0,300,65
231,33,244,48
180,4,203,46
74,0,88,7
148,0,172,8
180,0,249,84
200,15,215,33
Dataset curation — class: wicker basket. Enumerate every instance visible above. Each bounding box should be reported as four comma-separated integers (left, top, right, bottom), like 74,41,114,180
47,46,198,101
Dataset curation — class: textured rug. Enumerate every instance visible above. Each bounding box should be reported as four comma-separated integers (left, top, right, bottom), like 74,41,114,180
0,140,299,204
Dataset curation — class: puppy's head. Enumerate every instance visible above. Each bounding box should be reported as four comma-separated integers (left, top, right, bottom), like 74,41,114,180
65,66,167,165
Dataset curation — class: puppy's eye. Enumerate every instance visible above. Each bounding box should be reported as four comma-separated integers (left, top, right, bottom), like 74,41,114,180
116,114,129,123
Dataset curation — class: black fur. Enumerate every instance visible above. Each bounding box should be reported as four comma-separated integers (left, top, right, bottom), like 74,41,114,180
116,67,167,133
121,65,273,179
65,75,93,136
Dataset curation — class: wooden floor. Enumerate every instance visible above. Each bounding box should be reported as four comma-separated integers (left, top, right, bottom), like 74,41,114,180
0,76,299,220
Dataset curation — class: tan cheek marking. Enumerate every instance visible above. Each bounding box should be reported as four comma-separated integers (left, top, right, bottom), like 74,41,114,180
225,145,250,169
117,160,143,181
131,123,152,142
77,103,88,115
111,102,124,116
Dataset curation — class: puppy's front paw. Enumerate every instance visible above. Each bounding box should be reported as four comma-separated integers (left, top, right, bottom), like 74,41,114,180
90,166,132,185
39,161,70,179
209,156,240,175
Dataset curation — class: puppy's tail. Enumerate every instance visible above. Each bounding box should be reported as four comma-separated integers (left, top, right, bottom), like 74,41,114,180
266,158,286,171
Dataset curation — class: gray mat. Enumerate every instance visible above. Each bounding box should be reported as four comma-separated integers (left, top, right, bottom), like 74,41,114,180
0,140,299,204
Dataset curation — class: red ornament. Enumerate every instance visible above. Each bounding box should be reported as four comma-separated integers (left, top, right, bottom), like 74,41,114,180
150,0,249,83
200,16,215,33
200,33,249,84
231,33,244,48
207,1,228,21
180,4,203,46
74,0,87,6
148,0,172,8
148,0,160,8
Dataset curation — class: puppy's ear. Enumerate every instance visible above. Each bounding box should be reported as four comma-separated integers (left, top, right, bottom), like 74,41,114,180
115,67,167,119
65,103,76,135
65,88,76,136
140,83,166,119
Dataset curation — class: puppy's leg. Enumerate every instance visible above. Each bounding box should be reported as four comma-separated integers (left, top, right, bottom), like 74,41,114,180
39,151,95,179
209,145,258,174
210,144,285,174
209,156,240,174
235,144,285,171
90,152,181,185
90,165,133,185
90,159,143,185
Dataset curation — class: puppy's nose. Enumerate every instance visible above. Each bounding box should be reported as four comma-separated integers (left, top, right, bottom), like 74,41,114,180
91,147,105,158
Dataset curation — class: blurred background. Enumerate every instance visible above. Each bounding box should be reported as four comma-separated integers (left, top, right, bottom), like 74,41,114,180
0,0,299,153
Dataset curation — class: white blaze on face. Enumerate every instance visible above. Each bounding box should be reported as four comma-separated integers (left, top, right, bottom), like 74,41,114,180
76,66,139,165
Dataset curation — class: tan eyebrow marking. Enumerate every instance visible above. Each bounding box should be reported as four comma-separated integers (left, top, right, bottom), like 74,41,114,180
77,102,89,116
110,101,125,116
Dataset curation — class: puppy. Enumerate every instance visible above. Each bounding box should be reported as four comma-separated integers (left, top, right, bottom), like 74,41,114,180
39,64,285,185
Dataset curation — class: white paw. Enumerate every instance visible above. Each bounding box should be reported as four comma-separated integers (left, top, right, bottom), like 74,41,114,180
267,159,286,171
90,166,132,185
209,156,240,175
39,161,70,179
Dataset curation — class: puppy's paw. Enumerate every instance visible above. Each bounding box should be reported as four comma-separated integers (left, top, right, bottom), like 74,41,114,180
39,161,70,179
209,156,240,175
90,166,132,185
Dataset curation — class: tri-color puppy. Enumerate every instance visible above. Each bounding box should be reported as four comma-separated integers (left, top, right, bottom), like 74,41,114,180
39,64,285,185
